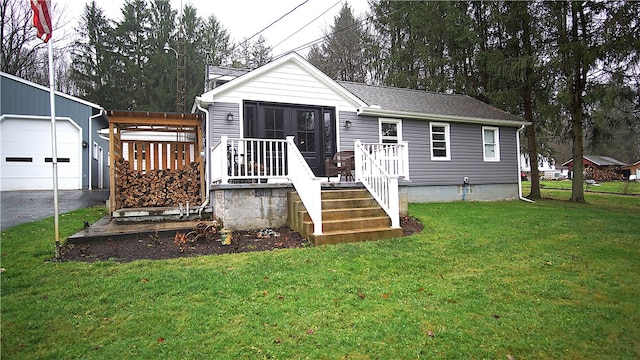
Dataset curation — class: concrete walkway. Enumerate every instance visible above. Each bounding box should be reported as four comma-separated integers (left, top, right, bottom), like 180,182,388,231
0,189,109,230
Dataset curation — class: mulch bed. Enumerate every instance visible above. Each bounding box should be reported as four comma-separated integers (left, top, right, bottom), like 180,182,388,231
60,216,424,263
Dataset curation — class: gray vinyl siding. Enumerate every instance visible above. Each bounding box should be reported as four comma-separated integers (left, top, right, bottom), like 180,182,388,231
211,102,240,142
405,120,519,186
338,111,378,149
1,74,109,189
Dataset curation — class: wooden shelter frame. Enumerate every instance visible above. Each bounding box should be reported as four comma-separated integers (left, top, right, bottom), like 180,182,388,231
107,111,204,212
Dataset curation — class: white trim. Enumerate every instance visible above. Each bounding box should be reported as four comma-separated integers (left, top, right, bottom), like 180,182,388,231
358,106,530,127
430,122,451,161
0,71,104,110
0,114,82,131
378,118,402,144
482,126,500,162
197,53,367,109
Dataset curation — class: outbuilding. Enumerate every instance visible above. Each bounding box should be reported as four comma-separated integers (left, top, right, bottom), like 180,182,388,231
0,72,109,191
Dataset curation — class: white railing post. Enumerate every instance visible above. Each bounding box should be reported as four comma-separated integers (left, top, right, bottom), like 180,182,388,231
220,136,229,184
354,140,400,229
401,141,410,180
286,136,323,235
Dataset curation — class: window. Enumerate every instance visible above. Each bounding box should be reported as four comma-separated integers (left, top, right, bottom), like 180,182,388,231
430,122,450,160
482,126,500,161
93,142,99,160
380,118,401,144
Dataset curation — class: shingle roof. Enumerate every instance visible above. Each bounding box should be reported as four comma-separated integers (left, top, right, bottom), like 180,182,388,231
561,155,628,167
584,155,627,167
338,81,523,123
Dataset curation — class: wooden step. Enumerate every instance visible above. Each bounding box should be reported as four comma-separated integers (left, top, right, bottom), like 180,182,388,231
309,227,403,245
287,189,402,246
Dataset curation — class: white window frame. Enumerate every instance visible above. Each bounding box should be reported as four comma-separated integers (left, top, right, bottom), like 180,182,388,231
379,118,402,144
93,142,99,160
430,122,450,161
482,126,500,162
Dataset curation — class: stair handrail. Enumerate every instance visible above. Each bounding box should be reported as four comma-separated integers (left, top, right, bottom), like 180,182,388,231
354,140,400,228
286,136,323,235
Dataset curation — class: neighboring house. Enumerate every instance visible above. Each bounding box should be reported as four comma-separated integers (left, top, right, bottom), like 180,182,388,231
562,155,627,181
621,161,640,180
192,53,530,234
0,72,109,191
520,154,569,180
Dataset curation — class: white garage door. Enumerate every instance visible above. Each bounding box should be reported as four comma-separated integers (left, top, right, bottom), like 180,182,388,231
1,117,82,190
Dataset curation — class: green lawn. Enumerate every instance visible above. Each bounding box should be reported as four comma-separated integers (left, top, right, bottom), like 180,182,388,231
1,191,639,359
523,179,640,195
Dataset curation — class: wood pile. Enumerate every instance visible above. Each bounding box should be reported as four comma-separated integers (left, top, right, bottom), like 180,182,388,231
114,159,201,208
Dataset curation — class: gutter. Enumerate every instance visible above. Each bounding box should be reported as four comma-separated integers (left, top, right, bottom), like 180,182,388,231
88,109,105,190
357,106,531,127
517,124,535,203
195,97,211,217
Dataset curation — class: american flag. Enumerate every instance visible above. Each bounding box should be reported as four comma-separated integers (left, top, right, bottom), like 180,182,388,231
30,0,52,43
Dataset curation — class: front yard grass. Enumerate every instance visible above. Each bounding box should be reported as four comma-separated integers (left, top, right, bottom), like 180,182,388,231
523,179,640,195
1,191,638,359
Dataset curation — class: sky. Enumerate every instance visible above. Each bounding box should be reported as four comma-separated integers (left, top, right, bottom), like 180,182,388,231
63,0,372,57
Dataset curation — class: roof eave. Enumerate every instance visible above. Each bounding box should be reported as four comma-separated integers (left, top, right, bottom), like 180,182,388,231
356,107,530,127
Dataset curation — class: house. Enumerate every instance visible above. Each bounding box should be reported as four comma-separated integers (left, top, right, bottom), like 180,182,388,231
190,53,529,243
621,161,640,181
562,155,627,181
520,154,569,180
0,72,109,191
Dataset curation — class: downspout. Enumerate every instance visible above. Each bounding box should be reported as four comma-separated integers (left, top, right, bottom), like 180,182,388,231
87,108,105,190
517,125,535,203
195,97,211,217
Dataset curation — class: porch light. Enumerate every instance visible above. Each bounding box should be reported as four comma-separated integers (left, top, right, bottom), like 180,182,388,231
226,113,234,121
345,119,352,128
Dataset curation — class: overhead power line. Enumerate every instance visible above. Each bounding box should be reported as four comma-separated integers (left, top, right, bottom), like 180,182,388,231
271,0,342,51
239,0,309,47
272,2,410,60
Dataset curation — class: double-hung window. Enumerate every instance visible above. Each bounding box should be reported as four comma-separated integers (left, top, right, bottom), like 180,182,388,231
379,118,401,144
430,122,450,160
482,126,500,161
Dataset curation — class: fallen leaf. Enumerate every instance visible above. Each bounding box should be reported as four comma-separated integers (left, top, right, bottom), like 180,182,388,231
157,337,165,343
141,278,149,283
382,293,391,299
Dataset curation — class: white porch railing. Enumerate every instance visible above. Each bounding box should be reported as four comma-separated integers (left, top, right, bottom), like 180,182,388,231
359,141,410,180
211,136,289,184
286,136,323,235
354,140,401,228
210,136,323,235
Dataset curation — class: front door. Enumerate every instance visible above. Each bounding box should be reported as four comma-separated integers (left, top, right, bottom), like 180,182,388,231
244,102,335,176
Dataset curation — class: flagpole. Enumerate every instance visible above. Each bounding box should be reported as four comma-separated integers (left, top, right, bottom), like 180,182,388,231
47,39,61,259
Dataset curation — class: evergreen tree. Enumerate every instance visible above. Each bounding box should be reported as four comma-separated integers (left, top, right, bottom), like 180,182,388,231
307,3,371,83
113,0,152,110
70,1,116,108
146,0,176,111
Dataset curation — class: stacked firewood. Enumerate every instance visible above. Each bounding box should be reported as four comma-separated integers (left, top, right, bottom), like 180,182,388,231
114,159,201,208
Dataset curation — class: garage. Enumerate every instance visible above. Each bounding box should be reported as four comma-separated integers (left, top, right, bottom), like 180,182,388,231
0,116,82,191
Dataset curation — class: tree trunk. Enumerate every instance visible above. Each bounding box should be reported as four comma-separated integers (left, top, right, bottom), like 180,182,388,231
570,105,585,202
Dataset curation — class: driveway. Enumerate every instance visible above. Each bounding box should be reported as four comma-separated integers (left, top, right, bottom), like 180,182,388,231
1,189,109,230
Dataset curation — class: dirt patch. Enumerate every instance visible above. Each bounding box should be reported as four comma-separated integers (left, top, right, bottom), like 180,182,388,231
61,216,424,263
